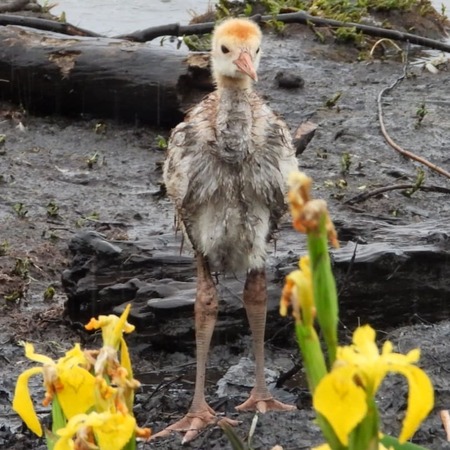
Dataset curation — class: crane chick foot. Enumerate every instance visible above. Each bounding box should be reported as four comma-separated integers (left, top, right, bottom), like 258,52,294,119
150,407,239,444
236,393,296,413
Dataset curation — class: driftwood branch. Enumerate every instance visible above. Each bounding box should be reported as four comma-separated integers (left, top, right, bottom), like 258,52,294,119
117,11,450,52
1,11,450,53
377,53,450,179
344,184,450,205
116,12,450,54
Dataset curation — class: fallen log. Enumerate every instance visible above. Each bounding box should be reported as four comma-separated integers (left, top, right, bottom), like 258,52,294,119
62,216,450,344
0,13,102,37
0,0,29,14
0,26,212,126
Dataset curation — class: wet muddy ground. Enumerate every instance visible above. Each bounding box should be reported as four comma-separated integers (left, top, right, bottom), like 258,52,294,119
1,14,450,450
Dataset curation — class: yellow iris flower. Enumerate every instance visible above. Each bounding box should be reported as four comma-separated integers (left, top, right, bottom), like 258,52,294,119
313,325,434,445
85,303,135,379
280,256,315,327
85,303,135,350
12,343,96,437
287,172,339,248
54,411,136,450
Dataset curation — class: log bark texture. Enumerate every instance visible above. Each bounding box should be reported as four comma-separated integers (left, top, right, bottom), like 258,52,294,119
0,26,212,125
62,217,450,345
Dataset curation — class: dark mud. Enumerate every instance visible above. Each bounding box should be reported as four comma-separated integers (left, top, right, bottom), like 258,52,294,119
1,18,450,450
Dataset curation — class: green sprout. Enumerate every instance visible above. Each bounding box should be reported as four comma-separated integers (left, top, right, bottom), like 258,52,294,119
325,92,342,109
335,27,363,44
156,135,168,150
403,167,425,198
13,203,28,218
340,152,352,176
43,285,56,302
86,152,99,169
47,200,60,218
94,122,107,135
415,101,428,127
40,0,57,13
440,3,448,22
13,258,30,279
0,240,9,256
183,34,212,51
244,3,253,15
5,290,23,302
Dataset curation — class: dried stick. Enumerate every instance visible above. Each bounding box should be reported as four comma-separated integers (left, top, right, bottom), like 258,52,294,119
377,51,450,179
345,183,450,205
115,12,450,53
1,11,450,53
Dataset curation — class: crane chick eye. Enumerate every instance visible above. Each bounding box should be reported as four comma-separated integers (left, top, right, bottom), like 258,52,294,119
221,45,230,54
256,47,260,54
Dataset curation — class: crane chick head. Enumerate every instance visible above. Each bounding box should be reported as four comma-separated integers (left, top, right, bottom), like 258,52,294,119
211,18,262,87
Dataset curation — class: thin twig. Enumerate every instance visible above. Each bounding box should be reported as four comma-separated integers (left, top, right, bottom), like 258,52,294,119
345,184,450,205
1,12,450,54
439,410,450,441
377,49,450,179
116,12,450,54
337,242,358,295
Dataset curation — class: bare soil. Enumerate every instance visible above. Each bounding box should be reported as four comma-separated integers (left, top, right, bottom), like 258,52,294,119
1,16,450,450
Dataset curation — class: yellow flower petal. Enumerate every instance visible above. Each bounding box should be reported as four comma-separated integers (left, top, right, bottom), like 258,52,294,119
23,342,54,365
120,336,132,379
56,366,96,418
94,412,136,450
85,304,134,349
56,411,135,450
59,343,88,367
395,365,434,442
313,366,367,445
332,325,434,443
12,367,44,437
281,256,314,326
53,438,74,450
54,414,91,450
112,304,135,346
352,325,379,360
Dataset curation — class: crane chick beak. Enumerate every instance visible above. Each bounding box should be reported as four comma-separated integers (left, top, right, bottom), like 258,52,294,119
234,51,258,82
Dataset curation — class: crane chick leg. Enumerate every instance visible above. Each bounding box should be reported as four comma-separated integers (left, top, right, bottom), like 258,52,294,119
151,254,237,444
236,269,296,413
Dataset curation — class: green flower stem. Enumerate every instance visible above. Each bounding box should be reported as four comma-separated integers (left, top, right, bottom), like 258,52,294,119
316,413,347,450
296,324,343,450
122,432,137,450
45,396,66,450
51,395,66,434
307,214,338,366
295,323,327,392
349,396,380,450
